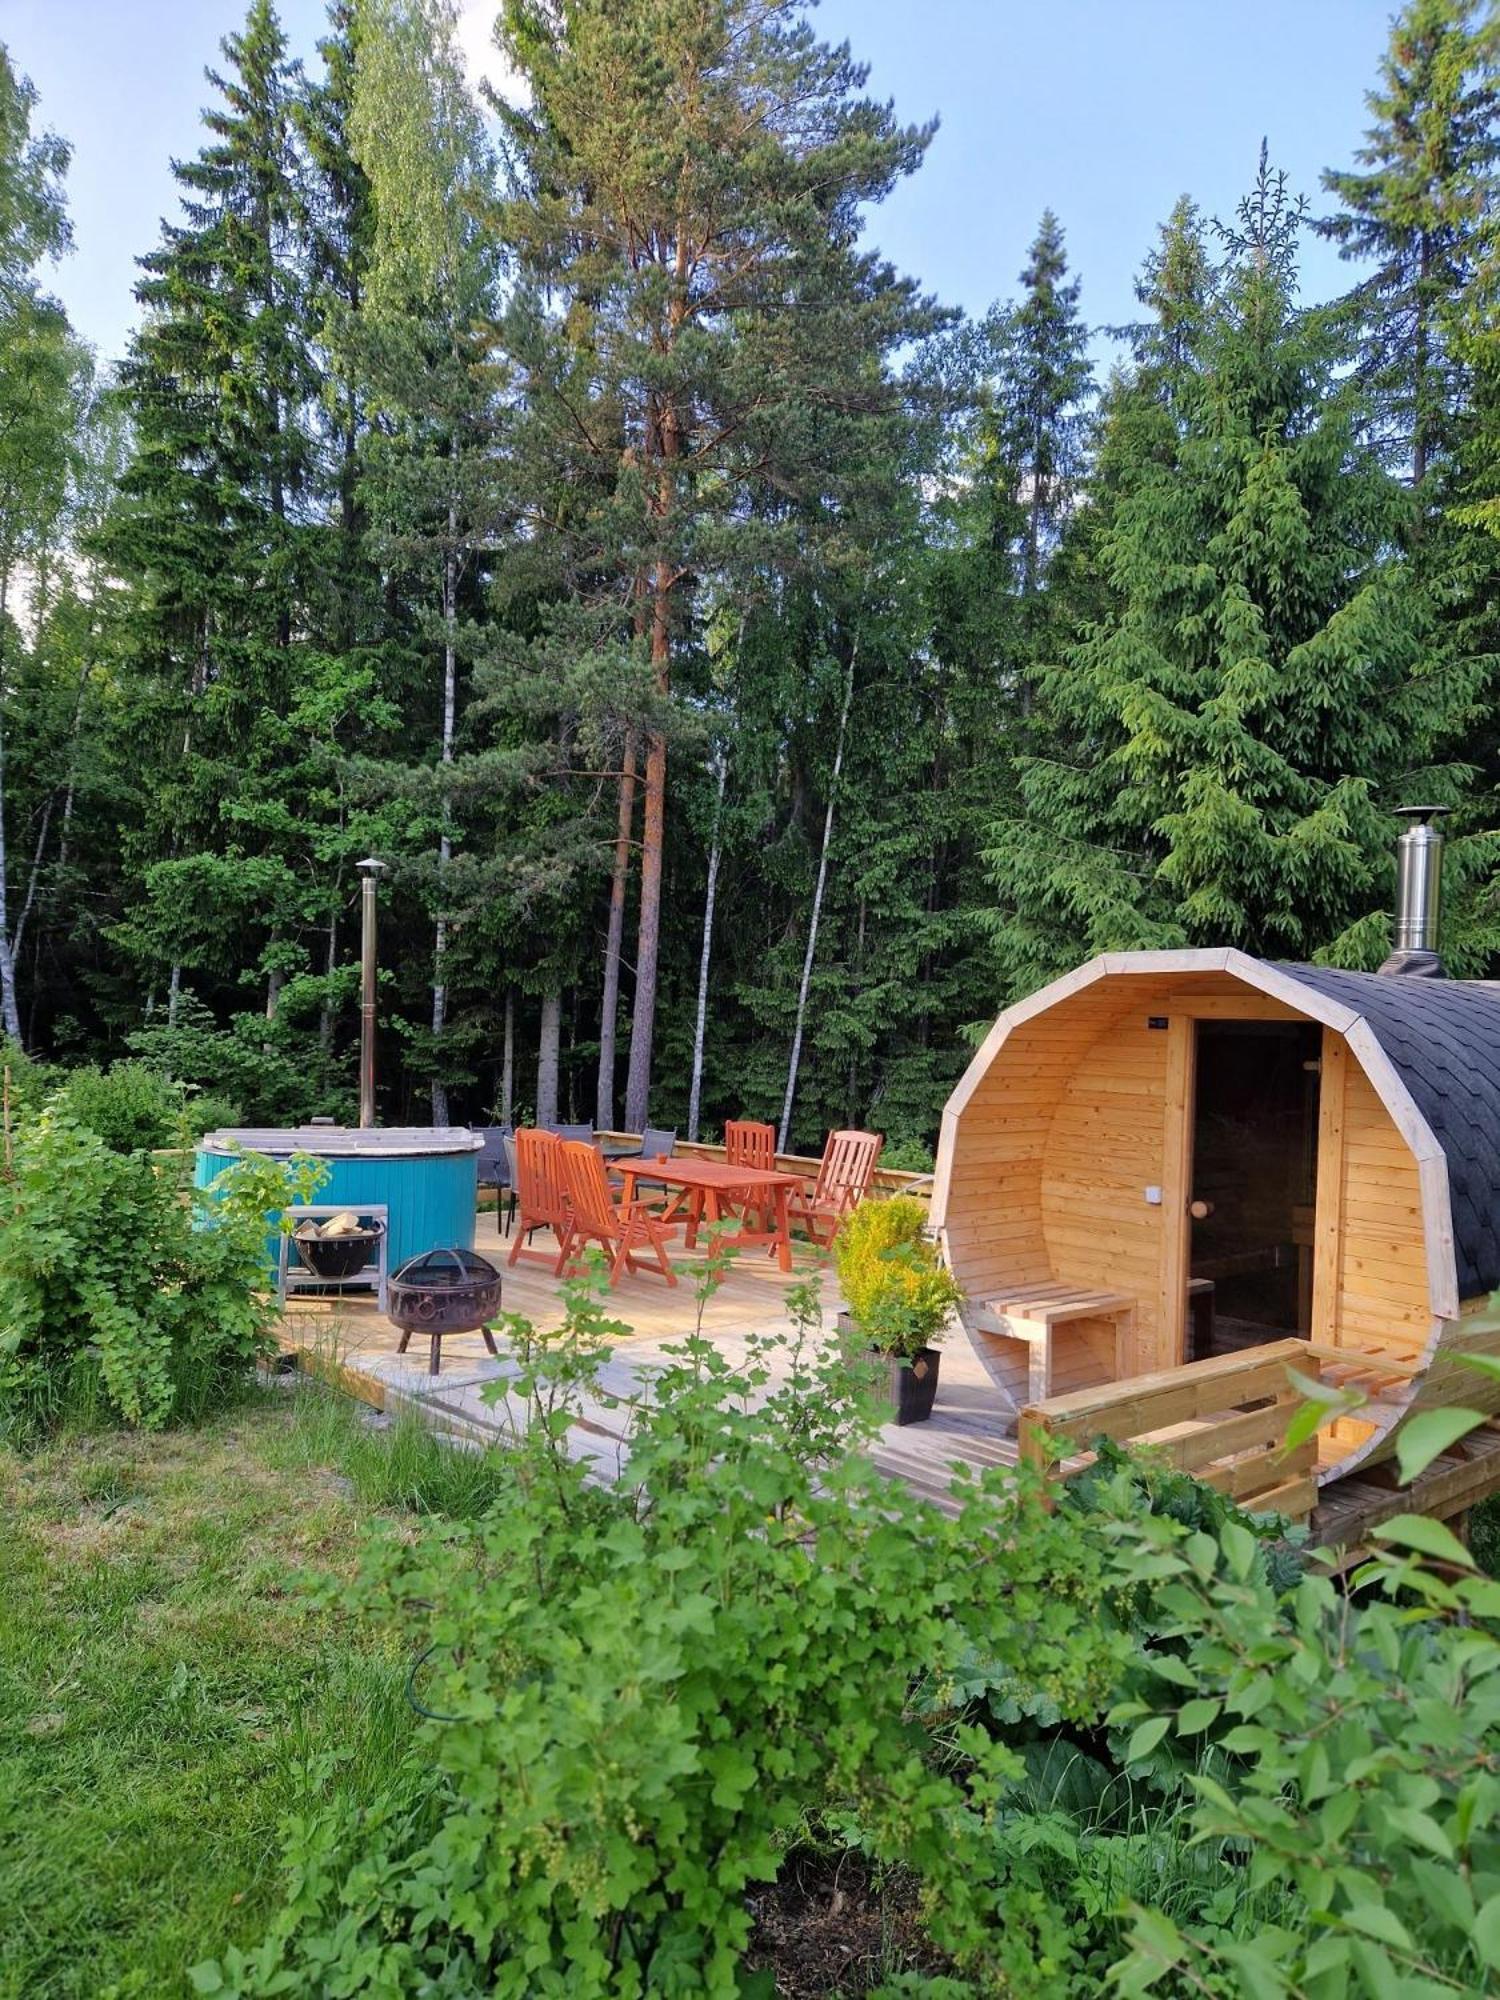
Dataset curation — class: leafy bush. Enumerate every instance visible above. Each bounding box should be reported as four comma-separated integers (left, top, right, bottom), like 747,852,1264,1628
126,989,339,1125
187,1090,247,1138
53,1060,192,1152
834,1194,962,1357
203,1279,1133,1997
1106,1507,1500,1997
192,1281,1500,1998
0,1112,318,1438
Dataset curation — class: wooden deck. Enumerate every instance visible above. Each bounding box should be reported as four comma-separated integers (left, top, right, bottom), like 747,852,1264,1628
275,1213,1026,1511
274,1212,1500,1548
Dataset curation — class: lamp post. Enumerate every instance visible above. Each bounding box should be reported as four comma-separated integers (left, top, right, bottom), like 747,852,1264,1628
356,858,387,1129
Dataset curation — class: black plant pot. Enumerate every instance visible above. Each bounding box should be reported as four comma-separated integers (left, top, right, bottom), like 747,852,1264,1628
889,1347,941,1426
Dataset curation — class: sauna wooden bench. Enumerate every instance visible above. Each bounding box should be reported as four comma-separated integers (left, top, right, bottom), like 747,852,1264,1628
971,1283,1135,1402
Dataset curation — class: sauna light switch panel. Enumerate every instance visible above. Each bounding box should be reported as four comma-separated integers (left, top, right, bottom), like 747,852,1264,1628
1144,1185,1163,1205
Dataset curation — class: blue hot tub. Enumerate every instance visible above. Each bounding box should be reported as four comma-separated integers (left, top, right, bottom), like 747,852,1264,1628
194,1125,483,1273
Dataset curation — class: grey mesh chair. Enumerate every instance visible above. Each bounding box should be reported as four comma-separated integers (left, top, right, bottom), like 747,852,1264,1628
629,1126,678,1197
499,1131,520,1236
547,1122,595,1144
476,1125,511,1186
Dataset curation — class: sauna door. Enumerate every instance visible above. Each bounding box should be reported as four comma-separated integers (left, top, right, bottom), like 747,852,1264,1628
1187,1020,1322,1360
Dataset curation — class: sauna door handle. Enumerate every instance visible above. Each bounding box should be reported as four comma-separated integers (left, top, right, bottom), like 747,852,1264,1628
1189,1198,1214,1220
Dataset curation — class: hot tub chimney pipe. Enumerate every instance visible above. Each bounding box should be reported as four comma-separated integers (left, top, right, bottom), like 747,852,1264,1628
1379,806,1449,978
356,858,387,1126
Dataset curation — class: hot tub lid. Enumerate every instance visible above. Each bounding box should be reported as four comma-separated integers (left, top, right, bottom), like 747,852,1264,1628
200,1125,483,1159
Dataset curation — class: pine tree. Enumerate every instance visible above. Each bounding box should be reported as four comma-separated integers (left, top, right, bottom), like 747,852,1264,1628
1319,0,1500,492
493,0,940,1128
986,152,1481,995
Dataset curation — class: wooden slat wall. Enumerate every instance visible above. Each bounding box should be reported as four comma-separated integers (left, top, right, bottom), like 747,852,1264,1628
1330,1062,1431,1360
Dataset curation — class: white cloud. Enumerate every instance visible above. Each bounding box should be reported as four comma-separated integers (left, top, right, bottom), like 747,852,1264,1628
454,2,528,107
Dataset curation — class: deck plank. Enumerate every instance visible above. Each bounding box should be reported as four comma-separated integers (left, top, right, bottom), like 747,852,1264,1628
276,1214,1024,1501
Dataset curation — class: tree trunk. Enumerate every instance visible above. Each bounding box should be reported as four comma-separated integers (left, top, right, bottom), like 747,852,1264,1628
595,730,638,1128
624,730,666,1131
624,368,681,1133
319,906,339,1054
0,715,21,1047
1413,230,1432,494
778,643,857,1153
566,990,578,1122
686,748,727,1144
18,658,89,968
0,576,18,1044
536,990,561,1128
500,988,515,1124
845,892,867,1125
263,966,283,1056
430,521,458,1127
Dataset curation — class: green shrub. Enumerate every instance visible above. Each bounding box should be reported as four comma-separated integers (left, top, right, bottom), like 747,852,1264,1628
186,1089,246,1138
53,1060,190,1152
834,1193,962,1357
0,1112,319,1438
202,1283,1132,1998
1105,1506,1500,1997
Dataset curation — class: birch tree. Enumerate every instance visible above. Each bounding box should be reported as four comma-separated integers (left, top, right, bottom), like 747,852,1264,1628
0,47,84,1046
349,0,503,1121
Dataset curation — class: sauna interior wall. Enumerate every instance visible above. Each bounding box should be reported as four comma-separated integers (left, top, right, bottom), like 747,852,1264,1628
943,977,1182,1367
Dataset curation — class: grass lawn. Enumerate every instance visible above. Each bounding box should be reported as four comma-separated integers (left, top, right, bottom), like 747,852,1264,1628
0,1386,417,2000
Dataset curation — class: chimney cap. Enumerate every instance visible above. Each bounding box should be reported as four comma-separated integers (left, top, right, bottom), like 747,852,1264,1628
1393,805,1452,823
355,856,388,877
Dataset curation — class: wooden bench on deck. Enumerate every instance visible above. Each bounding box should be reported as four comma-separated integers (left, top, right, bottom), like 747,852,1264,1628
973,1284,1136,1403
1018,1338,1321,1521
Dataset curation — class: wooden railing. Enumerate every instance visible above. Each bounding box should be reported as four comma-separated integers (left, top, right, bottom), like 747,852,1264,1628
1018,1339,1320,1521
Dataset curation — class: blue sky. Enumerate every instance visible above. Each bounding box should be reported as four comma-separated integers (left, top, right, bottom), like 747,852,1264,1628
9,0,1394,368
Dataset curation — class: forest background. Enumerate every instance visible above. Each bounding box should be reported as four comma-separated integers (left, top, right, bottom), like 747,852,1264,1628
2,0,1498,1164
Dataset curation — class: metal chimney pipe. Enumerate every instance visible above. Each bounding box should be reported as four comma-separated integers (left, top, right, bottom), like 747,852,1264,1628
1379,806,1449,976
355,858,387,1127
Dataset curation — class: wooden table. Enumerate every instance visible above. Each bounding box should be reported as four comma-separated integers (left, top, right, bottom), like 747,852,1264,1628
615,1156,805,1273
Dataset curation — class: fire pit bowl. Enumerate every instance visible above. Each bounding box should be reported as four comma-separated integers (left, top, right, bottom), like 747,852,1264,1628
389,1247,503,1376
294,1221,385,1282
389,1247,503,1337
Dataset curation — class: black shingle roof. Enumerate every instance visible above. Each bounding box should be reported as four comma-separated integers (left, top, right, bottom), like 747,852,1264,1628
1278,964,1500,1300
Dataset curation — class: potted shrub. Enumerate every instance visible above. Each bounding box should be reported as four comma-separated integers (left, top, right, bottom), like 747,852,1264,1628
834,1195,962,1424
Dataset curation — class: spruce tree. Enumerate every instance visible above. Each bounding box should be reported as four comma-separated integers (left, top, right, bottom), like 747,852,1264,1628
101,0,319,1027
986,152,1480,995
986,212,1093,622
1319,0,1500,492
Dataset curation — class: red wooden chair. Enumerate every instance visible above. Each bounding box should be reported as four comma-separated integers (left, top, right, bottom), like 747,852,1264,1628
507,1128,573,1272
724,1120,776,1171
723,1119,777,1231
559,1139,678,1288
788,1130,884,1247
